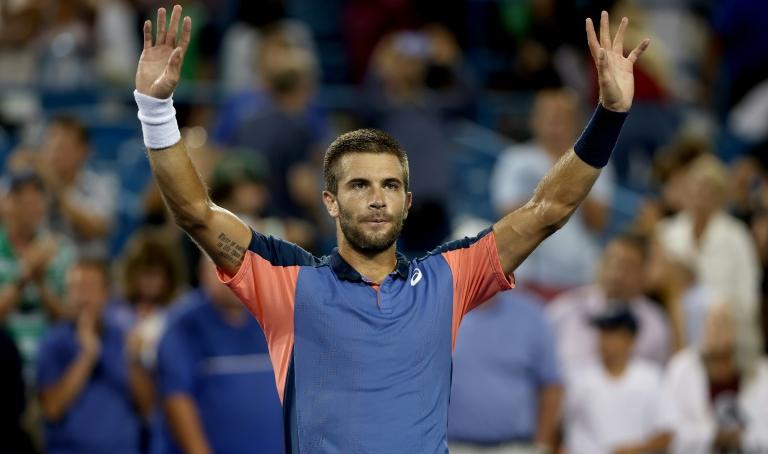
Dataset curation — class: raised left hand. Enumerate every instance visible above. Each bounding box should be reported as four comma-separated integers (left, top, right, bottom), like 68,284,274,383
586,11,650,112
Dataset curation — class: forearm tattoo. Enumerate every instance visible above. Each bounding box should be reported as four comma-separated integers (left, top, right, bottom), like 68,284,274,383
215,232,246,267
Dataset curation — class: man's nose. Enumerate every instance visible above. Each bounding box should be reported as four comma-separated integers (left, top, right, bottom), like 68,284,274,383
369,187,386,209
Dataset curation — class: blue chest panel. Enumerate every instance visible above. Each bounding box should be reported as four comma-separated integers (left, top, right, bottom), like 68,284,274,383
292,255,454,453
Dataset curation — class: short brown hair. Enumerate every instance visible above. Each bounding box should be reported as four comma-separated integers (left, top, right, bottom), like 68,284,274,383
323,129,409,194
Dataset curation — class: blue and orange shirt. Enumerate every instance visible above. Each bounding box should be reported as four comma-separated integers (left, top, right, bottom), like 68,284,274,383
217,227,514,453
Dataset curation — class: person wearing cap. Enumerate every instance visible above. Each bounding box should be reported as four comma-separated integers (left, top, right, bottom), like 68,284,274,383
564,306,673,454
0,171,75,380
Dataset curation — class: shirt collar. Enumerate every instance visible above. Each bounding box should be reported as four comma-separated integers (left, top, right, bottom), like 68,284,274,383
329,249,410,282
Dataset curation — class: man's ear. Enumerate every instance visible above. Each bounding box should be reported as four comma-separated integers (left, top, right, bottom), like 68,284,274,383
404,192,413,219
322,190,339,218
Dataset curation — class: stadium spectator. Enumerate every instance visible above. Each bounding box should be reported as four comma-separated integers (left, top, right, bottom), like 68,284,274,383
36,258,142,453
657,154,761,332
491,89,613,300
209,152,315,249
548,234,671,373
364,27,474,254
665,303,768,453
0,171,74,378
448,290,562,454
25,116,117,256
152,258,283,454
116,229,188,422
564,306,673,454
219,29,325,221
645,236,714,352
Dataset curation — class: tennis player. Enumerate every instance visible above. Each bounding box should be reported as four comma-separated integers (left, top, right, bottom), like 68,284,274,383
133,5,649,453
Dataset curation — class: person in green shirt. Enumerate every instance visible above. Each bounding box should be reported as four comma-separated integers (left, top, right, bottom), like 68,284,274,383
0,171,75,380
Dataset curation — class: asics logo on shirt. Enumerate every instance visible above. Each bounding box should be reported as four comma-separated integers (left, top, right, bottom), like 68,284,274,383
411,269,423,286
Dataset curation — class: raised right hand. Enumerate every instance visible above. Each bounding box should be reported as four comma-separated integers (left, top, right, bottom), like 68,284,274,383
135,5,191,99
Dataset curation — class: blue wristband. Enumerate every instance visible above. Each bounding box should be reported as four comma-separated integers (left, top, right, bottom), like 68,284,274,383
573,104,628,168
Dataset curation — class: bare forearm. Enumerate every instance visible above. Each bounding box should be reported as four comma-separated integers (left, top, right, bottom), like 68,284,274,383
147,141,212,230
164,395,213,454
535,384,563,448
494,150,601,273
531,150,601,226
40,351,98,421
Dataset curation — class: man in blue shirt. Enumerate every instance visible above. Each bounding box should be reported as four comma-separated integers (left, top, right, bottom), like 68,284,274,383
36,259,141,454
134,5,649,452
448,290,562,454
152,258,283,454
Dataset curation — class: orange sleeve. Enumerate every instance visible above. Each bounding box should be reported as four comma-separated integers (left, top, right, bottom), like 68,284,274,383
217,251,299,402
441,231,515,348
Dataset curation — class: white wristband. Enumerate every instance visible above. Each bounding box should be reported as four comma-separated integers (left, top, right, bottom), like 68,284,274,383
134,90,181,149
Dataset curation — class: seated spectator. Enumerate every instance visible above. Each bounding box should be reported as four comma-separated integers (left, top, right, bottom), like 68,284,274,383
491,89,613,300
657,154,761,329
665,303,768,453
36,258,142,453
0,171,74,378
564,307,673,454
152,258,283,454
14,115,117,256
548,234,671,373
448,290,562,454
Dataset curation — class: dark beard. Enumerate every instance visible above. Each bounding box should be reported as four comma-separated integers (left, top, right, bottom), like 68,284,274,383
338,205,406,255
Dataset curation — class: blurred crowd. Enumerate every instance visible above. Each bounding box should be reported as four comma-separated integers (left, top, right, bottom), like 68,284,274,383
1,0,768,453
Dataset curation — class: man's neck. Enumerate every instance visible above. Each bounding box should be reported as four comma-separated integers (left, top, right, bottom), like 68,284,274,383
337,240,398,284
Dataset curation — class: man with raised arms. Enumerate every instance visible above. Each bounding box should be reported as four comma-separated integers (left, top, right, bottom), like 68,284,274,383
133,5,649,453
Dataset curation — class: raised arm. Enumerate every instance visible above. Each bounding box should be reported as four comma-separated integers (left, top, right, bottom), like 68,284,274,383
134,5,250,276
494,12,650,274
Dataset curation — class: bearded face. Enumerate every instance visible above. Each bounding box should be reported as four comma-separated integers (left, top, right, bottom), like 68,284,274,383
337,196,408,254
324,152,411,256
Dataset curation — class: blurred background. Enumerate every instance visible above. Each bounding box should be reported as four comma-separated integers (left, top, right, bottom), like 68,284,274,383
1,0,767,453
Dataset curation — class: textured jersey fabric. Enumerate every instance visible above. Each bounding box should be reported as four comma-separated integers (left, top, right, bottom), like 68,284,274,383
217,227,514,453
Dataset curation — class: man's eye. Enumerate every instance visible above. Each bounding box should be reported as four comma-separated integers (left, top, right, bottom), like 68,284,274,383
385,183,399,190
352,182,366,189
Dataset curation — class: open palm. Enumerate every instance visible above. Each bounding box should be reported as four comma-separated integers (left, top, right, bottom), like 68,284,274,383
135,5,191,99
586,11,650,113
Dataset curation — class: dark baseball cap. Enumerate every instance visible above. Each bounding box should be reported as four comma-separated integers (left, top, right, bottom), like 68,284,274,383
590,306,639,334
